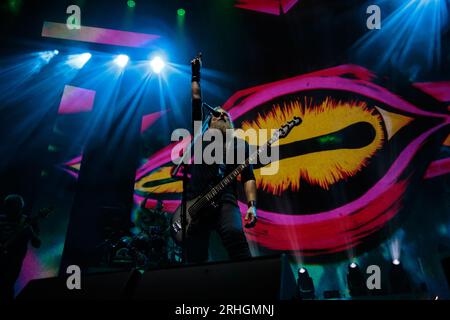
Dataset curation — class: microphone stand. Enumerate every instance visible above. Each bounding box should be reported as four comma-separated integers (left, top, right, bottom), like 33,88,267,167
202,102,220,116
172,103,214,263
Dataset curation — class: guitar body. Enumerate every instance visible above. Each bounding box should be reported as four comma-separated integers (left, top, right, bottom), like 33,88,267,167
170,197,218,245
169,116,301,246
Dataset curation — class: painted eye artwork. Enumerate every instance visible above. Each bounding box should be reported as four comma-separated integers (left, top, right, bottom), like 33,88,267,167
6,0,450,304
64,64,450,259
223,65,450,256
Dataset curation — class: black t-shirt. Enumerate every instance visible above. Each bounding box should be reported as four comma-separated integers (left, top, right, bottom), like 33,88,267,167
186,98,255,204
186,136,255,204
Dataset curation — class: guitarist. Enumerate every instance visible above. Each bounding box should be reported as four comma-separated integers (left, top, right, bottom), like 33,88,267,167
0,194,41,302
184,55,257,263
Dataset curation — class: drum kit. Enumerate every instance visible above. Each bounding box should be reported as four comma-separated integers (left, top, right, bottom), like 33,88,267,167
99,199,181,270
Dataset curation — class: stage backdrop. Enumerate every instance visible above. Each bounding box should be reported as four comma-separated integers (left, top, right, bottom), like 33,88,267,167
0,0,448,298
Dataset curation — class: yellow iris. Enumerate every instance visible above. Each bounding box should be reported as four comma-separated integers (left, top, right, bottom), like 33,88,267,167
135,166,182,194
240,98,385,194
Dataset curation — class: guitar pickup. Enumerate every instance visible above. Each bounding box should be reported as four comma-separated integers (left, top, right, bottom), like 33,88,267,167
172,220,182,233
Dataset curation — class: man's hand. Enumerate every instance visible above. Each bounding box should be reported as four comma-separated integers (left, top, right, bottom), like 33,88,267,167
244,206,257,228
191,55,202,80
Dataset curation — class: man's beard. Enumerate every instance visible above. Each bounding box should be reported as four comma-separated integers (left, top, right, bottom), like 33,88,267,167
210,119,233,134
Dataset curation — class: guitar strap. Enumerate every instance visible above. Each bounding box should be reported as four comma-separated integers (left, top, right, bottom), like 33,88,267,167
218,134,235,179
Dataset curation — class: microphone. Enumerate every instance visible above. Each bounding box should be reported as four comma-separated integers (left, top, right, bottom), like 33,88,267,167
192,52,202,65
202,103,222,117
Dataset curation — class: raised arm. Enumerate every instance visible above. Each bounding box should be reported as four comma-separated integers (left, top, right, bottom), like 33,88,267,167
191,55,203,129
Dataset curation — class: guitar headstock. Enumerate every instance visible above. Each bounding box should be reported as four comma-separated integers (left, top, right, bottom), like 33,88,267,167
279,116,302,138
268,116,302,145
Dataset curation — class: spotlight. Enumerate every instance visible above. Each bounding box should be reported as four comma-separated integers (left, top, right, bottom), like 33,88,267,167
114,54,129,67
127,0,136,8
80,53,91,62
67,52,92,69
347,263,367,298
177,8,186,16
297,268,315,299
150,56,165,74
390,260,412,294
39,50,58,62
53,50,59,55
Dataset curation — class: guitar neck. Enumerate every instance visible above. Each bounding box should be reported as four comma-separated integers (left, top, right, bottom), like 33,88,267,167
193,141,270,211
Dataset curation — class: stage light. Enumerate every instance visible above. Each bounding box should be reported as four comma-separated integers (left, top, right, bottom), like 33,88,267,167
80,53,91,60
297,267,315,299
67,52,92,69
177,8,186,16
127,0,136,8
390,261,412,294
8,0,22,14
39,50,58,62
389,235,402,267
150,56,165,74
114,54,129,67
352,0,449,80
347,263,367,298
53,50,59,55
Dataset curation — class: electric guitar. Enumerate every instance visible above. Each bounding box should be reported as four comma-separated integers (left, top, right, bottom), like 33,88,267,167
170,116,302,245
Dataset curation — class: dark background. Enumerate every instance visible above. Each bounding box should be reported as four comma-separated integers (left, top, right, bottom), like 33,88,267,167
0,0,449,298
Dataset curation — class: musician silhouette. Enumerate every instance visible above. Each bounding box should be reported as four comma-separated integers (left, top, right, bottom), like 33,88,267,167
0,194,41,302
